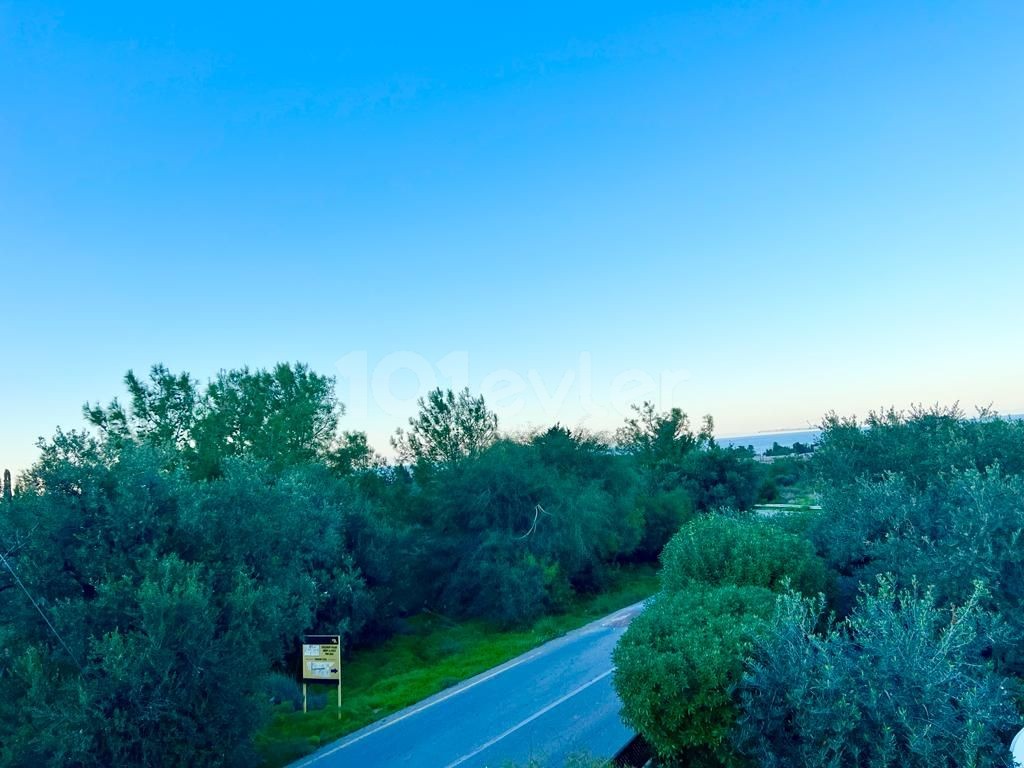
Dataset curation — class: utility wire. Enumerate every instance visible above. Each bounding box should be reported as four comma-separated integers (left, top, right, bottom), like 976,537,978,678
0,550,83,672
2,522,39,559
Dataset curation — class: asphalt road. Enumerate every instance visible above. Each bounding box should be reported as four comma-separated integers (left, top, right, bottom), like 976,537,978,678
292,602,644,768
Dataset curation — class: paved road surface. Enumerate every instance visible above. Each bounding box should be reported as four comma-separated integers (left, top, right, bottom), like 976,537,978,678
292,602,644,768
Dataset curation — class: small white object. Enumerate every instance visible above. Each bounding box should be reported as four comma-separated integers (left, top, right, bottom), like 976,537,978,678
1012,726,1024,767
303,644,321,656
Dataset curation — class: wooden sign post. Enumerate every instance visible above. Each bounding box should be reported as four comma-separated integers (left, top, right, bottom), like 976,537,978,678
301,634,342,719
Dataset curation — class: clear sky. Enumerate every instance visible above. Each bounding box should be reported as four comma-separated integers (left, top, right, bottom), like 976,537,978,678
2,1,1023,477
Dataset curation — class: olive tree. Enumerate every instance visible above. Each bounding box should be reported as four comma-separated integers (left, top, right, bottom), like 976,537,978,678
734,581,1020,768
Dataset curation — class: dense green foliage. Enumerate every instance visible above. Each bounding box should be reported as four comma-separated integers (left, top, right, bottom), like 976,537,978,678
421,428,643,625
807,409,1024,676
735,582,1019,767
0,367,771,766
615,406,1024,767
811,470,1024,670
617,402,766,512
392,387,498,471
813,404,1024,488
659,515,828,598
614,585,776,766
731,408,1024,767
0,439,389,766
756,457,814,505
614,515,828,765
21,368,1019,767
83,363,374,480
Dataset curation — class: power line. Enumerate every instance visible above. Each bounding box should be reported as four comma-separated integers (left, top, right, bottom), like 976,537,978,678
0,550,83,672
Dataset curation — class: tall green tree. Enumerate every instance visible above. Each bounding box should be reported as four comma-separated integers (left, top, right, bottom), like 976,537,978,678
83,363,372,479
617,403,764,512
392,387,498,471
83,364,200,452
615,402,712,479
195,363,360,475
423,431,642,625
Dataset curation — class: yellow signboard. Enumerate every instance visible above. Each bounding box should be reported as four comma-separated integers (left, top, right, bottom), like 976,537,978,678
302,634,341,681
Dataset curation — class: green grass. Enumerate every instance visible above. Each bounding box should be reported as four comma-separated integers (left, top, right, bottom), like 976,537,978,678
769,482,818,508
255,564,658,767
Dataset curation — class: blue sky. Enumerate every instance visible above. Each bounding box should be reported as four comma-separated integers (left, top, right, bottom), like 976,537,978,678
2,1,1023,475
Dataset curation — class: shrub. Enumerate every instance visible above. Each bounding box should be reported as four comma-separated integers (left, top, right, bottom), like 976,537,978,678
810,470,1024,673
814,406,1024,489
425,433,642,624
734,580,1021,767
3,555,274,767
680,447,765,512
613,585,776,765
659,515,829,599
263,673,325,712
441,533,553,627
0,440,378,767
632,489,695,560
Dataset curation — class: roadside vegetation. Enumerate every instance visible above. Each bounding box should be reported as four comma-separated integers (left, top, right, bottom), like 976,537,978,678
11,365,1011,767
613,405,1024,767
257,564,656,766
0,363,772,767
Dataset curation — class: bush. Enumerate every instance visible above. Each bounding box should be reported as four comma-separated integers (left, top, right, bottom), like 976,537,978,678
613,585,776,765
264,673,305,711
810,470,1024,673
423,433,643,624
734,581,1021,768
441,533,553,627
2,554,274,767
814,405,1024,488
632,489,695,560
0,439,378,767
660,515,829,599
263,673,325,712
680,447,765,512
761,456,810,495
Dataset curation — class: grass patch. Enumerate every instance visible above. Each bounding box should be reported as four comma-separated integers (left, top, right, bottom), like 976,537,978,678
254,563,658,766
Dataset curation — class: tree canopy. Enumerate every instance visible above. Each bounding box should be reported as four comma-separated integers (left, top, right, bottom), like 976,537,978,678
392,387,498,471
83,363,372,479
3,366,779,765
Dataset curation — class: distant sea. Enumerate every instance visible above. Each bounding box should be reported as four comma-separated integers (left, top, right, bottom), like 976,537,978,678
717,429,821,455
716,413,1023,456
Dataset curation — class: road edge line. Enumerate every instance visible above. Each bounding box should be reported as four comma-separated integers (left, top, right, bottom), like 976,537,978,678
442,668,615,768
